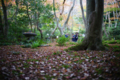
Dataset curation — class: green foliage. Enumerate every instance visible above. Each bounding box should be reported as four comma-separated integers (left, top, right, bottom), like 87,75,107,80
104,7,120,13
0,0,54,46
109,27,120,40
68,42,77,45
103,43,110,48
103,26,120,40
103,39,117,44
56,36,68,46
77,38,83,44
31,40,44,48
53,51,62,55
31,41,39,48
67,43,84,51
113,49,120,52
112,45,120,48
96,67,103,74
62,64,70,69
116,40,120,44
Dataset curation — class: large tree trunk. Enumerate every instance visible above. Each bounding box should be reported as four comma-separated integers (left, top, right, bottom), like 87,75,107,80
69,0,106,51
1,0,9,37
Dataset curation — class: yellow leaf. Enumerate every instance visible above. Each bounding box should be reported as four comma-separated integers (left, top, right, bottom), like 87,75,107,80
68,61,71,64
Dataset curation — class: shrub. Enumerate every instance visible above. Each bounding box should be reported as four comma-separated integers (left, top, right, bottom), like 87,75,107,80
112,45,120,48
113,49,120,52
103,39,117,44
103,43,110,47
31,40,44,48
56,36,68,46
68,42,77,45
116,40,120,44
31,41,39,48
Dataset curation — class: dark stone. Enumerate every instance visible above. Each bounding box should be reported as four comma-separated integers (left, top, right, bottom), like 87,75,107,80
23,32,37,40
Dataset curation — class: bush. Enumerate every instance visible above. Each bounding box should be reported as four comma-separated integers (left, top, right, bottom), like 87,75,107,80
112,45,120,48
116,40,120,44
103,43,110,47
68,42,77,45
31,41,39,48
31,40,44,48
113,49,120,52
105,26,120,40
103,39,117,44
56,36,68,46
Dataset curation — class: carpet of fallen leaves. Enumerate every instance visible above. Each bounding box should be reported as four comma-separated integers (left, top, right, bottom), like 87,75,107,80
0,42,120,80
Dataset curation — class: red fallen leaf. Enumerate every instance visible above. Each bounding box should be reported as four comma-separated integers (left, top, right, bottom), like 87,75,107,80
7,53,9,54
73,58,79,61
26,50,28,52
65,76,70,79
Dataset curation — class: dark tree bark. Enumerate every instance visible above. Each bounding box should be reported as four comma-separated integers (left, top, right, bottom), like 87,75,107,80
69,0,106,51
1,0,9,37
0,12,3,34
37,13,43,39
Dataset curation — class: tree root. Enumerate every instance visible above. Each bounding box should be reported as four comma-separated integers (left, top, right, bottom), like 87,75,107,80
67,41,108,51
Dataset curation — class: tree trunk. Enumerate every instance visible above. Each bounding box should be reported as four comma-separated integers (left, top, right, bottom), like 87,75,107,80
80,0,87,28
1,0,9,37
37,13,43,39
103,22,109,38
52,0,75,36
0,11,3,35
26,1,32,31
37,22,43,39
69,0,106,51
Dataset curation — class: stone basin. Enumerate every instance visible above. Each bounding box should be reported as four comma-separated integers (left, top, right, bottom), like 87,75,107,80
23,32,37,40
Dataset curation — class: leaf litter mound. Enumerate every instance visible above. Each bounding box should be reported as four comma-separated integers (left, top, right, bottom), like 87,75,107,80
0,43,120,80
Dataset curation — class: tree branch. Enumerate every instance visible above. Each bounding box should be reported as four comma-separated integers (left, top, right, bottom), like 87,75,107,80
80,0,87,28
63,0,75,29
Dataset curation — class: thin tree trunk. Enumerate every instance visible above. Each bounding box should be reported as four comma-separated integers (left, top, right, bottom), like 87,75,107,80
108,12,112,27
115,9,119,27
52,0,75,36
51,24,57,35
116,0,120,8
80,0,87,28
103,22,108,38
37,13,43,39
0,11,3,34
26,1,32,31
62,0,75,29
37,22,43,39
1,0,9,37
52,0,63,36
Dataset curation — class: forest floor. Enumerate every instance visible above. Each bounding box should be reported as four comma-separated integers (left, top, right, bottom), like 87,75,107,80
0,42,120,80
